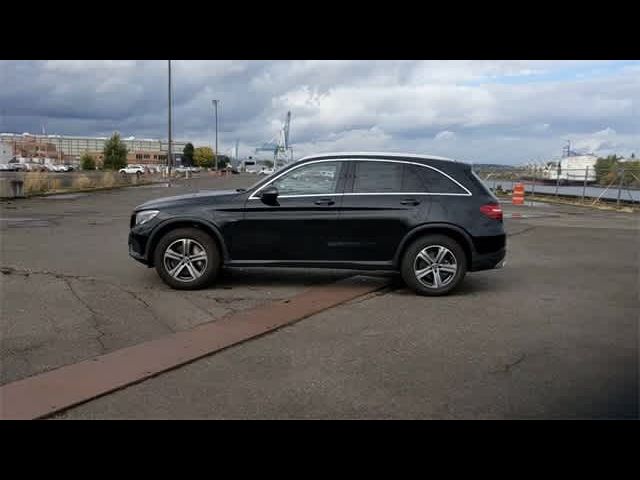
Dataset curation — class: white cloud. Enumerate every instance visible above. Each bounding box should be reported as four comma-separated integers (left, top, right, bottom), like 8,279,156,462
594,127,616,136
1,60,638,164
434,131,456,141
572,127,628,154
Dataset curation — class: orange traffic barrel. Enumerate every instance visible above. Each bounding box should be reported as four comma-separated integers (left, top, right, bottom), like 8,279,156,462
512,182,525,205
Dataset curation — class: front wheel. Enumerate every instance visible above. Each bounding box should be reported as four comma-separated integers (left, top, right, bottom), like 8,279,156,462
400,234,467,296
153,228,220,290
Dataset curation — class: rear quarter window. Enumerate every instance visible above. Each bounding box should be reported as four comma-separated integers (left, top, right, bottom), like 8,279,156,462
469,169,498,200
410,165,469,194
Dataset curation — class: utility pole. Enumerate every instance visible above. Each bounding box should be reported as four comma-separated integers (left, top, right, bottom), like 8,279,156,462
212,99,219,171
168,60,173,179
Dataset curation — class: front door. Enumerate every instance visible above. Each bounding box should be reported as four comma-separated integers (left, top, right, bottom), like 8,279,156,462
232,161,347,261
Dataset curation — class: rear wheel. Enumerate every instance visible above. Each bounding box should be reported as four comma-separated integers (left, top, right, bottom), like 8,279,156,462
153,228,220,290
400,234,467,296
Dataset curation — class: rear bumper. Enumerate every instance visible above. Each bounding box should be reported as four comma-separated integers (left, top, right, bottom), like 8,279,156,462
470,247,506,272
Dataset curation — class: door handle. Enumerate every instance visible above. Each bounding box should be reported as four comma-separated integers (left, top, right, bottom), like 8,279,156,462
400,199,420,206
314,198,335,206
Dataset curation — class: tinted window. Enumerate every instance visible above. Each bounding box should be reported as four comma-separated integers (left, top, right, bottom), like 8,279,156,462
402,165,426,192
353,161,403,193
353,161,457,193
271,162,339,196
414,165,467,194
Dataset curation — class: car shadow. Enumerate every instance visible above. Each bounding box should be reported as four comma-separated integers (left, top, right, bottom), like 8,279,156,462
390,273,497,297
217,267,398,288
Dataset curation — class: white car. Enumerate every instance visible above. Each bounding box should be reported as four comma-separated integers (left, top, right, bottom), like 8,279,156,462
259,167,275,176
174,166,200,173
119,165,145,175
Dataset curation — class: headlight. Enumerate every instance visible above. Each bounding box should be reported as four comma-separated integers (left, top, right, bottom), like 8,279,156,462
135,210,159,225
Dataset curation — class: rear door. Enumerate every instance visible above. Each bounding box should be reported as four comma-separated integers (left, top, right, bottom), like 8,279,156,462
332,160,430,262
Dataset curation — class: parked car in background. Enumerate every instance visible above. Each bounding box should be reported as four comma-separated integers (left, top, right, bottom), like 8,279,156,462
45,164,73,172
259,167,275,176
119,165,145,175
23,163,49,172
128,152,506,295
1,163,21,171
174,166,201,174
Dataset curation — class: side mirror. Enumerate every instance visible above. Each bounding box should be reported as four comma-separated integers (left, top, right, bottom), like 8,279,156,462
260,185,279,205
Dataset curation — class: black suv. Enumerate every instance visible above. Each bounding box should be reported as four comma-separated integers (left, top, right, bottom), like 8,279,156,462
129,152,506,296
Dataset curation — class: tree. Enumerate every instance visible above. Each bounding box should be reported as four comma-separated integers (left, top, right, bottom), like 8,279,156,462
217,155,230,169
80,153,96,170
594,155,618,185
182,143,195,166
102,132,128,170
194,146,214,168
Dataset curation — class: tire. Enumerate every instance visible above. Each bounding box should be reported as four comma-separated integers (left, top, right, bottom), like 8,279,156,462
153,227,221,290
400,234,467,296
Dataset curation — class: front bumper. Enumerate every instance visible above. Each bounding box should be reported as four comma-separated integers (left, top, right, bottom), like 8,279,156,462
470,248,506,272
129,230,151,265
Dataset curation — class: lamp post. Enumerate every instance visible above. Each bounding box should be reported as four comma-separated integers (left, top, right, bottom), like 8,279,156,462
212,99,219,171
168,60,173,180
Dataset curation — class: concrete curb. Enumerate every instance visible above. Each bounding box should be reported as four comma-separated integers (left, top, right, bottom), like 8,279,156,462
28,180,169,198
0,275,390,420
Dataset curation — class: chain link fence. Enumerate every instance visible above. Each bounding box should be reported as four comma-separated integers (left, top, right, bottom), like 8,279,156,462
473,164,640,206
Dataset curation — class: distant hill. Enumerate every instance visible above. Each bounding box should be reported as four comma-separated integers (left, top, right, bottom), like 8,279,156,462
472,163,518,170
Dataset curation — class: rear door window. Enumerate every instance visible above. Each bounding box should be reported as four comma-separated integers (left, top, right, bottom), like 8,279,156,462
353,161,403,193
401,165,427,192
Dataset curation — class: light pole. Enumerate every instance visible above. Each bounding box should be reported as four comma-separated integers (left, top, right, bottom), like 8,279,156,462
212,99,219,171
168,60,173,179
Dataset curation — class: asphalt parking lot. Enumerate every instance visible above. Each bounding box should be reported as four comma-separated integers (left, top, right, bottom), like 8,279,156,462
1,174,638,419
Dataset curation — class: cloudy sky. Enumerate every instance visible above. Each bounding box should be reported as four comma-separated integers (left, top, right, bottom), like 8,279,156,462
1,60,638,164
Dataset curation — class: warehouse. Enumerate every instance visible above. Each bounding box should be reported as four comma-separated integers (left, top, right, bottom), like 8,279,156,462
0,132,187,165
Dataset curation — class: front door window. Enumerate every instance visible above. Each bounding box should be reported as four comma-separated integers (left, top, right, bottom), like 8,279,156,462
271,162,340,196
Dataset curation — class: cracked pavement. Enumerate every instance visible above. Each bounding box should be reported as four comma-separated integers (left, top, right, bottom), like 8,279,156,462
58,201,639,419
2,178,638,418
1,175,353,385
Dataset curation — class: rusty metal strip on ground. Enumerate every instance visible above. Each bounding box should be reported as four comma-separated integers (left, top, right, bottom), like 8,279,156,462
0,275,389,420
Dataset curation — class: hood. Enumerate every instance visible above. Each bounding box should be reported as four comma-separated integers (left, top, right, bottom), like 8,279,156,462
134,189,241,211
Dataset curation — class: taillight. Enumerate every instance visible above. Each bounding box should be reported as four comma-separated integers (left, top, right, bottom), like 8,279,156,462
480,203,503,221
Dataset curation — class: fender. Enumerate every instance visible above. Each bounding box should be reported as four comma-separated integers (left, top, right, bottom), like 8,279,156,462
392,222,476,267
145,216,230,264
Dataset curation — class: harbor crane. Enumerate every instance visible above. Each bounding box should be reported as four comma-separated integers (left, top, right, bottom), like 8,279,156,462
255,111,293,168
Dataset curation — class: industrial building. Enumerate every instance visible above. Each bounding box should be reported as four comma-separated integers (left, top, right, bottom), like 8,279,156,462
87,150,174,168
0,132,187,165
1,141,13,162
